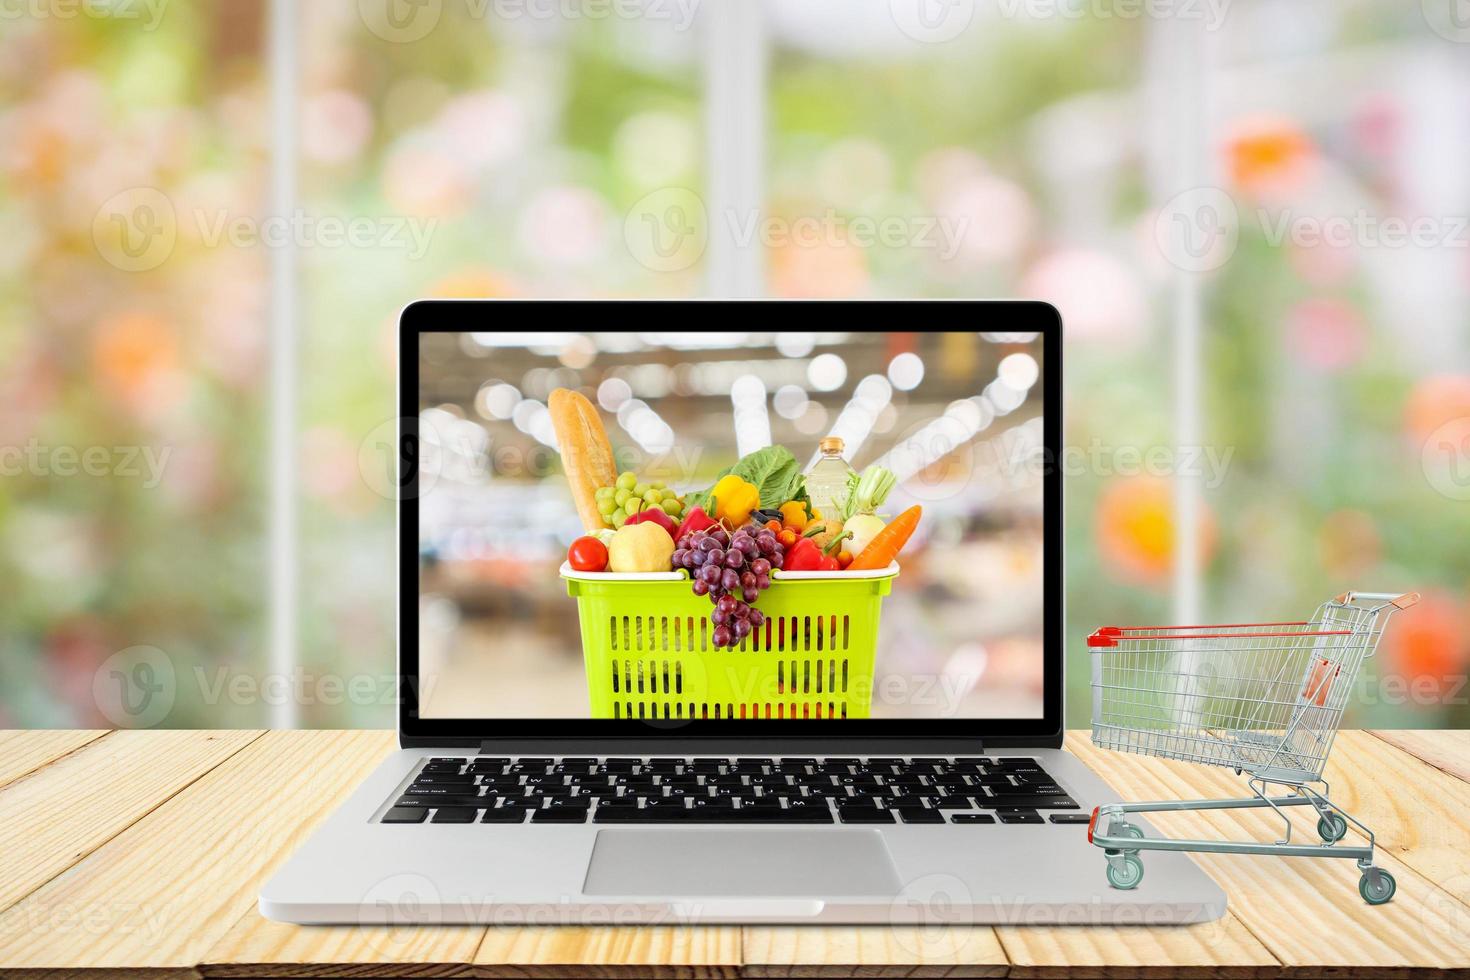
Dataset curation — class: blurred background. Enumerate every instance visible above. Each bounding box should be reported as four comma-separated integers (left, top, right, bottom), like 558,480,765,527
1,0,1467,729
418,331,1045,719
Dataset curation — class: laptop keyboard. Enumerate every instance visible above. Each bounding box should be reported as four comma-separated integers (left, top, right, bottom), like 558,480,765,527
381,757,1077,826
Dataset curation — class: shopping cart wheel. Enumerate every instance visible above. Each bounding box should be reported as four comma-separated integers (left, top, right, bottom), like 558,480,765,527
1359,869,1396,905
1317,814,1348,843
1105,855,1144,890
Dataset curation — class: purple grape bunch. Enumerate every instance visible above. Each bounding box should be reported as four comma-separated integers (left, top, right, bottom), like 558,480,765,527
671,524,785,648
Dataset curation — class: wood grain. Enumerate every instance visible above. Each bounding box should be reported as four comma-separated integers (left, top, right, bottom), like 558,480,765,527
741,924,1008,978
196,733,493,979
994,906,1279,979
1371,730,1470,784
1067,732,1470,976
0,730,262,919
0,730,108,789
0,731,391,977
2,730,1470,977
470,925,742,978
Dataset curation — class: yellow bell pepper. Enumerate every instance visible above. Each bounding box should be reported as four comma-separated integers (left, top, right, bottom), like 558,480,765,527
710,474,760,527
779,500,809,531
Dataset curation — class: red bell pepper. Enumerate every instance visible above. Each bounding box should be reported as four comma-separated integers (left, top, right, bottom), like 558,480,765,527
785,536,841,572
625,506,676,539
673,505,717,542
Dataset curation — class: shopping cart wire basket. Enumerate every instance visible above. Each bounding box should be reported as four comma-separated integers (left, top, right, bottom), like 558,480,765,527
1086,590,1419,905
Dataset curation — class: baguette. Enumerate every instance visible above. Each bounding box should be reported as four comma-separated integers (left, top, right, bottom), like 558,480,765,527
549,388,617,532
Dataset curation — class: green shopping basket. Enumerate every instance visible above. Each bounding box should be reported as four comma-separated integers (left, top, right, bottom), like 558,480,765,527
561,563,899,720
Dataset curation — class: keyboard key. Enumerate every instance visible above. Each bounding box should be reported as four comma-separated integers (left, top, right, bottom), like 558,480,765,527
980,795,1078,810
898,808,945,824
930,797,974,809
999,810,1045,824
951,814,997,824
594,805,833,824
430,807,478,823
403,786,475,797
532,807,588,823
481,807,527,823
413,773,476,785
1049,813,1092,824
382,807,428,823
840,808,896,824
398,794,483,807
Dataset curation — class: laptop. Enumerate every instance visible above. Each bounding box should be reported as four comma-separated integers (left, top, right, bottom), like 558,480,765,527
259,303,1225,925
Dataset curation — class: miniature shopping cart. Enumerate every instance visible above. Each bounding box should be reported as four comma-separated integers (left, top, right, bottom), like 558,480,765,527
1086,590,1419,905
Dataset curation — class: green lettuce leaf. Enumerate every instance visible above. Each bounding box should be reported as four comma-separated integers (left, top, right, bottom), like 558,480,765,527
686,446,810,512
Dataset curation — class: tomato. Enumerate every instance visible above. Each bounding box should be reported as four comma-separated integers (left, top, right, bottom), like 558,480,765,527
567,536,609,572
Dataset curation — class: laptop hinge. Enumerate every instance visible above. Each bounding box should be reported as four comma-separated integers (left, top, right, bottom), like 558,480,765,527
475,739,987,757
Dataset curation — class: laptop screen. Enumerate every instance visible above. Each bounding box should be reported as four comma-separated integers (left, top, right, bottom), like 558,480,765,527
415,328,1047,722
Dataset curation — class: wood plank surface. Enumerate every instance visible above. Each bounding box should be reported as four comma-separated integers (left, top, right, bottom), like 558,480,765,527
2,730,1470,978
196,733,494,979
1371,730,1470,784
0,730,262,919
1066,732,1470,976
470,925,742,978
994,905,1279,979
0,729,108,789
0,731,392,978
741,924,1008,978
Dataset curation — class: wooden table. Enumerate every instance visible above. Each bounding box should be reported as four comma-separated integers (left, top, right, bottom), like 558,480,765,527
1,730,1468,978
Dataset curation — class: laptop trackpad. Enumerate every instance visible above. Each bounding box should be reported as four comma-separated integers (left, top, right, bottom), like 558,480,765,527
582,829,903,897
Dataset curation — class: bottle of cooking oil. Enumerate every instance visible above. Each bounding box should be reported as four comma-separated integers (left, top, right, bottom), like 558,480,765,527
805,436,854,522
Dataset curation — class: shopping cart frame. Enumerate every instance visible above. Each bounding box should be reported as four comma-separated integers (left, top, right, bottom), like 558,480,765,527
1086,590,1419,905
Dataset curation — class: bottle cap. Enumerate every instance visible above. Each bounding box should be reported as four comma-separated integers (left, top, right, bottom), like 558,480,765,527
819,436,844,455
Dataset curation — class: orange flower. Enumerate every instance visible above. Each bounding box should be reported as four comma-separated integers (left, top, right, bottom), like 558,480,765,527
1404,375,1470,443
429,268,519,299
91,312,179,408
769,237,869,299
1383,591,1470,696
1096,476,1216,585
1226,115,1316,196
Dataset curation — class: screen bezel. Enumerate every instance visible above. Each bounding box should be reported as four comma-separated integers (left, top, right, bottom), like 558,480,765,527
399,302,1063,747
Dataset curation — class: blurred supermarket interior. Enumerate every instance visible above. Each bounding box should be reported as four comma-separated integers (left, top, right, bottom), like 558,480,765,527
418,331,1046,719
2,0,1468,728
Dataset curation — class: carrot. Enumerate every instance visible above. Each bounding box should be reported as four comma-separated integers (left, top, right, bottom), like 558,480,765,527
847,505,921,570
